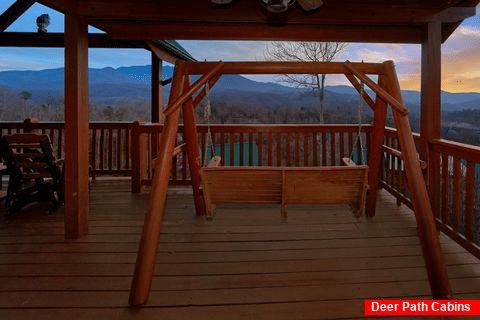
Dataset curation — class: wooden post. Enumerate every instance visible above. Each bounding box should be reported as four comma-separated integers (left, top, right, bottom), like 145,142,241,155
129,61,185,306
130,121,142,193
23,118,32,133
63,13,89,239
151,54,163,124
151,54,163,157
182,76,206,216
365,75,388,217
421,21,442,213
384,60,451,299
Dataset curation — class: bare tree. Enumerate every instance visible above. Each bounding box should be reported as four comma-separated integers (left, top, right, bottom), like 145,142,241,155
266,41,348,123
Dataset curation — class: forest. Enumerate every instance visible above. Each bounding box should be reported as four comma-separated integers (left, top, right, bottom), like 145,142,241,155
0,84,478,147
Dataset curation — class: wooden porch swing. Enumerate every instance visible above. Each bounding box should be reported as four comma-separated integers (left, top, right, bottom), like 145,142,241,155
128,60,452,306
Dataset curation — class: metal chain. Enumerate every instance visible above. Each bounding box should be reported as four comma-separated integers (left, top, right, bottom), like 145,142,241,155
349,81,366,163
203,83,216,166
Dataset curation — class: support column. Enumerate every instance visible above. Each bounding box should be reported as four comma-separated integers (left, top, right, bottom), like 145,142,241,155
64,13,89,239
420,21,442,209
151,54,163,124
151,54,163,159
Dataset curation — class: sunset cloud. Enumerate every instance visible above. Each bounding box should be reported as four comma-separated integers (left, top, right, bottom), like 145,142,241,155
441,25,480,93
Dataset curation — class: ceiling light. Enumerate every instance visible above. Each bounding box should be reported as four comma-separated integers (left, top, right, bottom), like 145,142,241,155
259,0,295,13
297,0,323,11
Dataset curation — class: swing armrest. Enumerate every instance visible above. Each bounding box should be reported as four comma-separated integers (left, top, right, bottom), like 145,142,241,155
206,156,222,168
342,157,357,167
150,144,187,169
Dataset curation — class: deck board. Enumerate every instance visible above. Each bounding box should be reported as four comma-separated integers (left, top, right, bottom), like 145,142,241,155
0,178,479,319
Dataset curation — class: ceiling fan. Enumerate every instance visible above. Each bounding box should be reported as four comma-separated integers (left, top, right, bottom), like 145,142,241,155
212,0,323,13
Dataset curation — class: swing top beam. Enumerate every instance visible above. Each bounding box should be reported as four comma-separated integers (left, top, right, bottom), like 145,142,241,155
171,60,408,117
185,61,385,75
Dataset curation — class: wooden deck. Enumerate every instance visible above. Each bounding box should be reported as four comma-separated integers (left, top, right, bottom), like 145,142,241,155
0,178,480,319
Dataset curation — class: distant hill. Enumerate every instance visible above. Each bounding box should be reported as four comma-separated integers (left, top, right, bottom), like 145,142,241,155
0,65,479,113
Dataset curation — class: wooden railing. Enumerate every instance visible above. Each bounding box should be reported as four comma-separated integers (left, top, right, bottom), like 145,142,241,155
381,127,480,260
130,124,371,191
0,119,134,177
2,120,479,260
380,127,421,206
430,139,480,259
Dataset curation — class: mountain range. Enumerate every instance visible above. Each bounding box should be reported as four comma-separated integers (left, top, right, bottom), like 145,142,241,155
0,65,479,114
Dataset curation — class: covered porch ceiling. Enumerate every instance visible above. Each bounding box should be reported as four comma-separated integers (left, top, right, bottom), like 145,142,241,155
38,0,478,43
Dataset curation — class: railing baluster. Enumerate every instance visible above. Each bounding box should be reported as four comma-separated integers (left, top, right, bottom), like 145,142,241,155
220,131,225,166
465,161,475,241
322,132,327,166
108,127,113,170
239,132,244,166
276,131,281,166
258,131,263,166
286,130,291,167
452,156,461,231
339,132,345,161
294,129,299,167
99,128,105,171
229,131,234,166
331,131,336,166
303,131,308,166
441,152,449,224
117,128,122,170
91,127,97,173
126,127,131,170
397,158,404,206
268,131,273,166
249,132,253,166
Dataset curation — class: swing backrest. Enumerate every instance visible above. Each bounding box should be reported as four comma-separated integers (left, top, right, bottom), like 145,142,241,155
201,165,369,219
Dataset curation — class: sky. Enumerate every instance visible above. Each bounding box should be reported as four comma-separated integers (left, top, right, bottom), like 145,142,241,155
0,1,479,93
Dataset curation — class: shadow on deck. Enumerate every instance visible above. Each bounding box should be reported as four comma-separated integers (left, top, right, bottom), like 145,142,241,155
0,178,479,319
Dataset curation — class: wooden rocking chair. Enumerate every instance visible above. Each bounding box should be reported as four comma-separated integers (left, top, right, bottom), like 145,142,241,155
0,133,64,214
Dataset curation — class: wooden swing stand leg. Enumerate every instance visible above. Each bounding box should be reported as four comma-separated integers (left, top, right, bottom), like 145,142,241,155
129,61,224,305
382,61,451,299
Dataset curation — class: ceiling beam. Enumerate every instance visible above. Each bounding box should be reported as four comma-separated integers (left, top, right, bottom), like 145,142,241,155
0,0,35,32
36,0,76,14
0,32,144,48
146,41,179,64
429,7,476,22
441,1,479,42
76,2,441,25
101,22,425,43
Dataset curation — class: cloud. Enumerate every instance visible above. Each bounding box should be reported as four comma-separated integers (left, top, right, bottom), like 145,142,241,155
88,49,150,68
389,23,480,93
441,25,480,92
0,48,65,71
0,57,54,70
341,44,418,63
178,41,268,61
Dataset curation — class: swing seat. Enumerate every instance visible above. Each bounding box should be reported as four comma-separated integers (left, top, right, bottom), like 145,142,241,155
201,164,369,220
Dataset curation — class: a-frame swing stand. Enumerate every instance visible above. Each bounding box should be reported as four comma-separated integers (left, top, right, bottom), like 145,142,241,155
128,60,452,306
